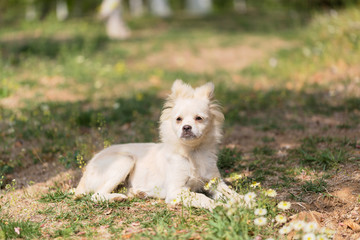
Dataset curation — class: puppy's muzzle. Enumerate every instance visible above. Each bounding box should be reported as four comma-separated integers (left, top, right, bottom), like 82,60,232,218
183,125,192,132
181,125,196,139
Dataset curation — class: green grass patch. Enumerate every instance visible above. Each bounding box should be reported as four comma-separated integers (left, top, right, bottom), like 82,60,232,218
217,148,242,175
298,148,348,170
0,219,41,239
241,7,360,85
301,178,328,193
253,146,275,156
39,189,72,203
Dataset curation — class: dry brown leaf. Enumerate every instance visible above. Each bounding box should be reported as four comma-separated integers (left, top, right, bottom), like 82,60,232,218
104,209,112,215
286,231,295,240
290,211,323,224
131,221,140,227
122,233,133,239
344,220,360,232
76,231,86,236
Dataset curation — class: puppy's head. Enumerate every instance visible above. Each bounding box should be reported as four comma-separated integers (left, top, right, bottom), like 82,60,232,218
160,80,224,147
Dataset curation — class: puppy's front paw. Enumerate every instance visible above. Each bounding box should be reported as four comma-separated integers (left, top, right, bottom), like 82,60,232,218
112,194,128,202
91,193,128,202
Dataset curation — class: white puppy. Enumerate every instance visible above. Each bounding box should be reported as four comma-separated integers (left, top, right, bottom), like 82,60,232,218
75,80,240,210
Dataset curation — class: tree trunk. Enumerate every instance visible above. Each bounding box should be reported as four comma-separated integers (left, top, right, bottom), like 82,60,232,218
100,0,131,40
56,0,69,21
25,2,37,21
186,0,212,15
234,0,247,13
129,0,144,17
149,0,171,17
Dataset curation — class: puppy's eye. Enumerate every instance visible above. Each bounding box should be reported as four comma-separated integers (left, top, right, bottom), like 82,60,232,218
195,116,203,121
176,117,182,122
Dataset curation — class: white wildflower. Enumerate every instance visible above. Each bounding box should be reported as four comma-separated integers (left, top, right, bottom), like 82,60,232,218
265,189,277,197
316,235,328,240
302,233,316,240
277,201,291,210
304,222,318,233
292,220,306,231
275,214,287,223
254,217,267,226
269,57,278,68
40,104,49,112
244,192,257,203
254,208,267,216
113,102,120,109
279,225,292,235
319,227,335,237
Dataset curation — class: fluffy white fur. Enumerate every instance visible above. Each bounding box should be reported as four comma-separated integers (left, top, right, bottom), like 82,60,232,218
75,80,241,210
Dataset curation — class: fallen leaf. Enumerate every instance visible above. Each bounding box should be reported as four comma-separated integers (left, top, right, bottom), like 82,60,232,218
344,220,360,232
131,221,140,227
104,209,112,215
290,211,322,224
122,233,133,239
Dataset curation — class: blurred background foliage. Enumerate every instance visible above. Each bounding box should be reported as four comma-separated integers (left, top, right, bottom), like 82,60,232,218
1,0,360,24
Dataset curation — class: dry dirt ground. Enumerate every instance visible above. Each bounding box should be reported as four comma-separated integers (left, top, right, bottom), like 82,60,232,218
1,35,360,239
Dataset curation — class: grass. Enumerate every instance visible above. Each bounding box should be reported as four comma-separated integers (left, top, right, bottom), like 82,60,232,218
301,178,328,194
0,4,360,239
0,219,41,239
217,148,242,175
298,148,348,170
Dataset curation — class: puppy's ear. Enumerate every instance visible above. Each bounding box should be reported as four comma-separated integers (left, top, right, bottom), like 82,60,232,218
171,79,193,98
195,82,214,99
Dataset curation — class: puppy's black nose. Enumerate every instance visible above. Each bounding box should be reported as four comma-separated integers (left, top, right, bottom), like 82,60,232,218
183,125,192,132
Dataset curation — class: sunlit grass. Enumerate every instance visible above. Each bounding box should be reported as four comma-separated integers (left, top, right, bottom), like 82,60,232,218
0,5,359,239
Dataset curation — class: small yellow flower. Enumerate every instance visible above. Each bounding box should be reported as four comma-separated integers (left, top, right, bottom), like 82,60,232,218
250,181,260,188
230,173,242,181
115,61,126,74
136,93,143,101
205,177,218,190
277,201,291,210
210,177,218,184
